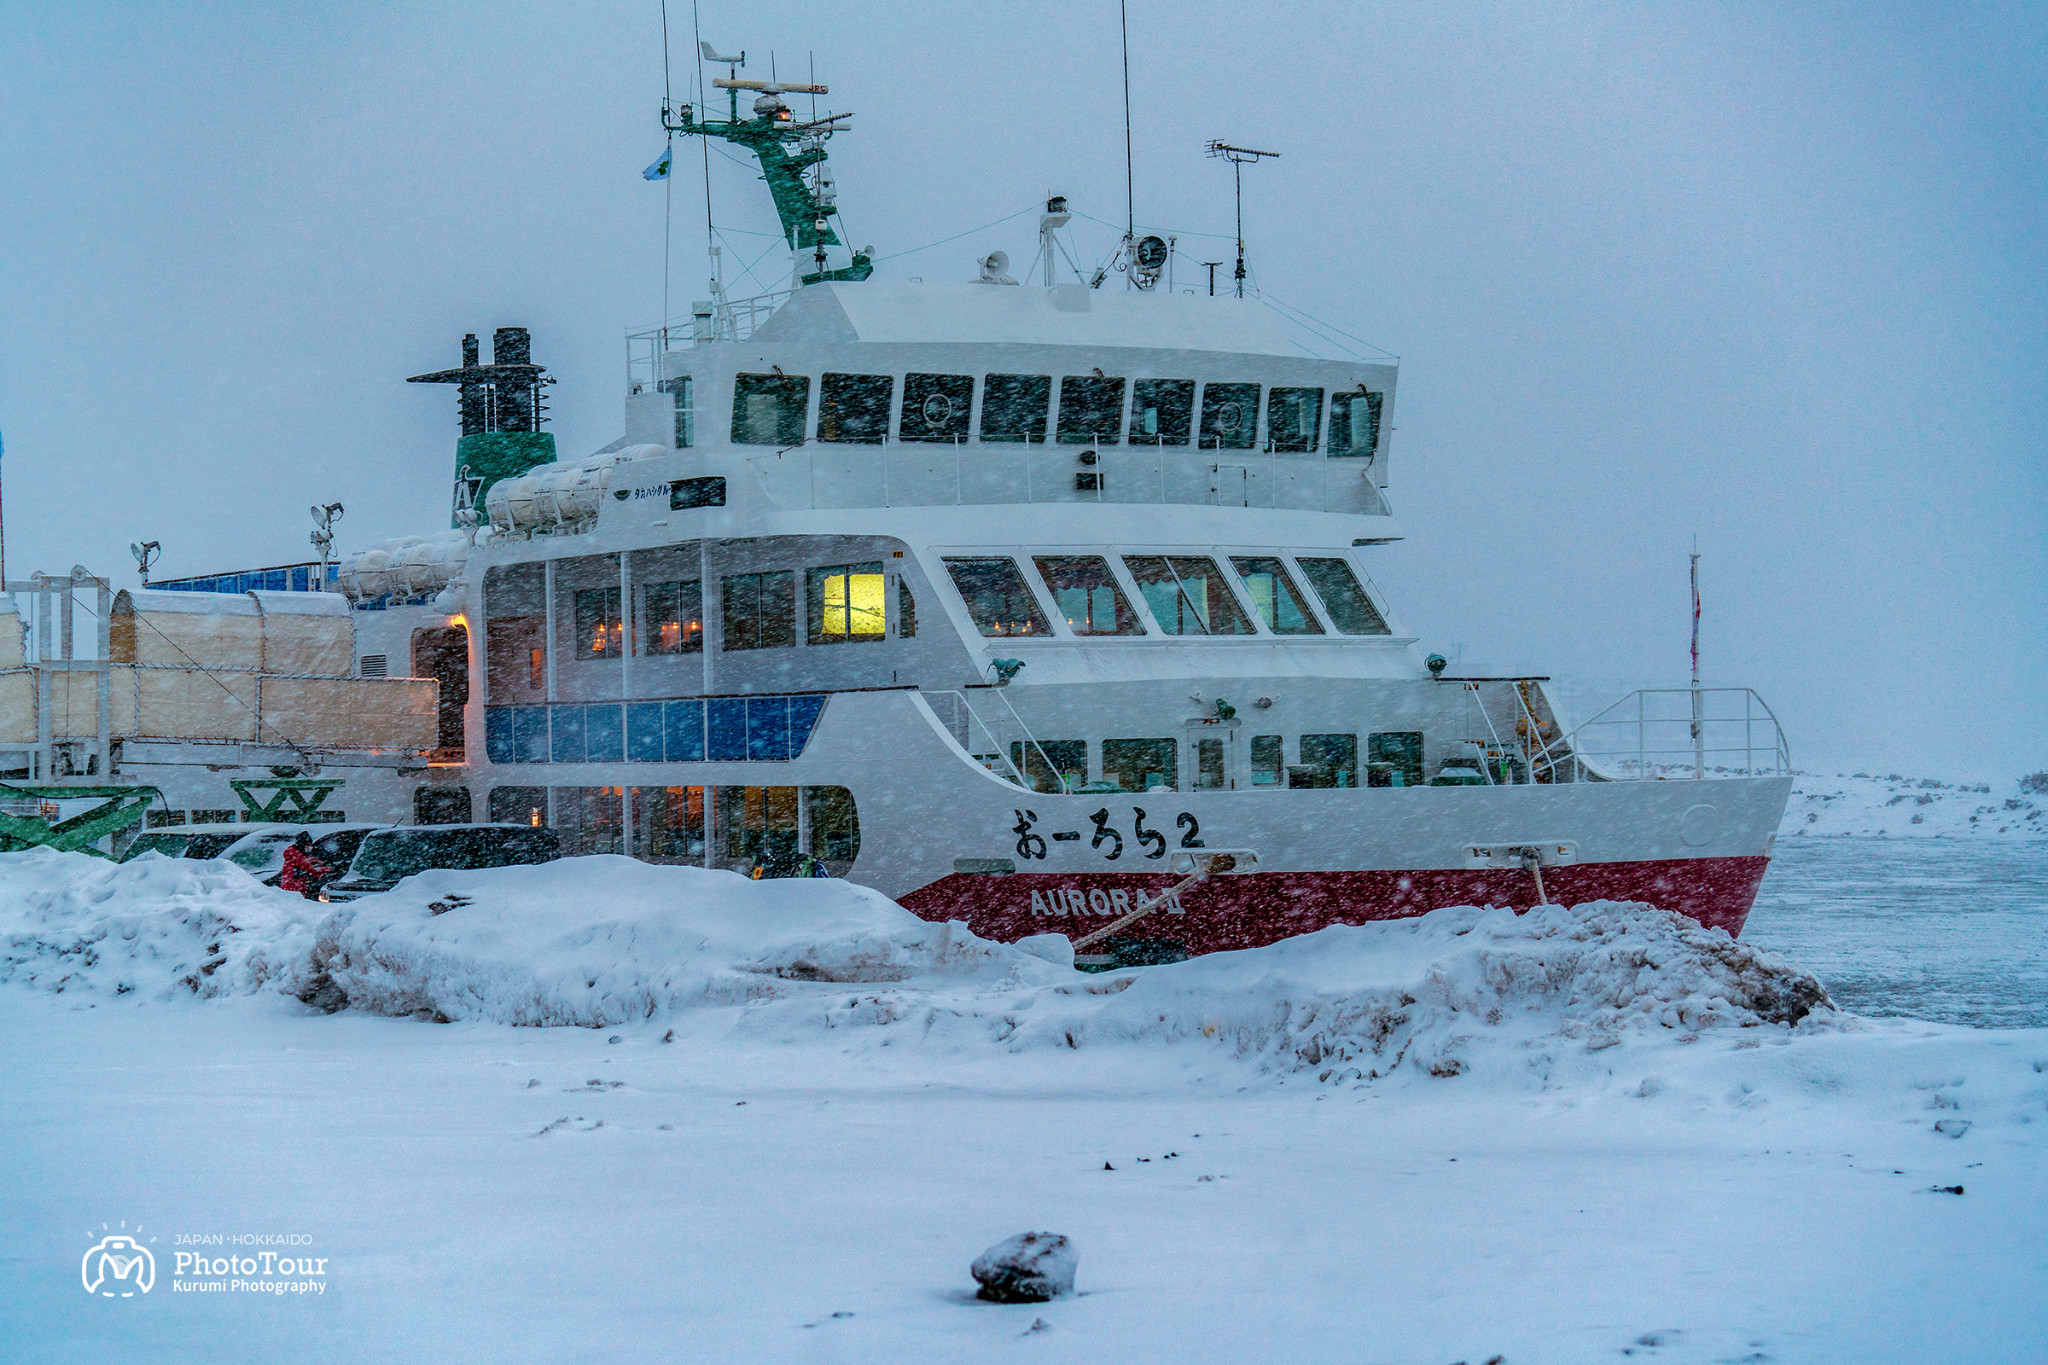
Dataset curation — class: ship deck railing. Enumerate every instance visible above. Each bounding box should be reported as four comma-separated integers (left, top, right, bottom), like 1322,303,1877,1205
1542,687,1790,781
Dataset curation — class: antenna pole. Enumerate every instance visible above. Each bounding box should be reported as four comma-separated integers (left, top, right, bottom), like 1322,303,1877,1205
1120,0,1134,246
1690,537,1703,779
1206,141,1279,299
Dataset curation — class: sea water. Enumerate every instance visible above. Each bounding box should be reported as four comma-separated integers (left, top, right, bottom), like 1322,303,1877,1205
1744,837,2048,1027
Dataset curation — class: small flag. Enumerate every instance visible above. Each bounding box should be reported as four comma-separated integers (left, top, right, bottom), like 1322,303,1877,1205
643,144,673,181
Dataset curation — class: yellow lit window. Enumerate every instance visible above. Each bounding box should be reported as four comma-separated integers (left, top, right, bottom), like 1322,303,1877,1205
808,562,886,644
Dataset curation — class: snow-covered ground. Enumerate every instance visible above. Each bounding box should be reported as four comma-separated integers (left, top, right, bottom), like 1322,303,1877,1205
1779,770,2046,840
3,850,2045,1362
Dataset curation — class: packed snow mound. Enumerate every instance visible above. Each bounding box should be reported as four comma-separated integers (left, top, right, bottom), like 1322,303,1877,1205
0,848,321,1000
299,856,1065,1026
1008,900,1838,1081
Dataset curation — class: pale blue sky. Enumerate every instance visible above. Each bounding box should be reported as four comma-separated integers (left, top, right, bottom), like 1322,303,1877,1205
1,1,2041,778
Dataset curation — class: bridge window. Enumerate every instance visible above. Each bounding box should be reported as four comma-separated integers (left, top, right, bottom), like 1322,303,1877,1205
1298,734,1358,788
1250,736,1284,786
731,373,810,446
1034,555,1144,635
1230,557,1324,635
1295,557,1391,635
897,579,917,637
721,571,796,650
574,586,623,659
1103,738,1176,793
1010,739,1085,794
901,374,974,442
1196,738,1226,789
662,374,695,448
807,562,886,644
1122,555,1254,636
1328,389,1384,457
1199,382,1259,450
943,557,1051,637
1268,387,1323,453
1058,375,1126,444
642,579,703,655
1368,732,1424,788
1130,379,1194,446
980,374,1050,443
818,373,893,444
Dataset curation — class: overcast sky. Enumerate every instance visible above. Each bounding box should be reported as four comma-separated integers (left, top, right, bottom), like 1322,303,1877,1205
1,1,2041,779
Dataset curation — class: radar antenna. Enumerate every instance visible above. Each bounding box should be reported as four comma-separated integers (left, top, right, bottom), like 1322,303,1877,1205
1206,141,1280,298
662,54,872,287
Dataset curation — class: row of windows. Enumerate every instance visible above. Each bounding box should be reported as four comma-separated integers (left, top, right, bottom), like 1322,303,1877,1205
1002,731,1427,793
484,695,827,766
486,784,859,866
669,371,1385,455
568,564,913,660
147,563,340,596
945,552,1391,639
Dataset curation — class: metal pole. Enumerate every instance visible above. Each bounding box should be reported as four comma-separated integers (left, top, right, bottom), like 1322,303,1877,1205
1690,541,1704,779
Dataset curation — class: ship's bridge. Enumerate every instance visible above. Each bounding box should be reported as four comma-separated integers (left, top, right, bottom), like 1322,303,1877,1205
622,280,1398,521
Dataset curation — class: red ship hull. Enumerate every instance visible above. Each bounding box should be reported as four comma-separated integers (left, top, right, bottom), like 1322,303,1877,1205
899,855,1771,957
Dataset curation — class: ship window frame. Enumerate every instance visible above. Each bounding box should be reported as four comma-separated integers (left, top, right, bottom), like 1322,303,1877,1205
1294,555,1392,635
1266,386,1324,454
1130,378,1194,447
1032,554,1146,636
730,373,811,447
1229,556,1325,636
1198,382,1261,451
806,561,887,645
899,373,974,444
1328,388,1385,458
1120,554,1256,637
720,570,797,651
941,556,1053,638
817,372,894,445
1056,374,1128,446
979,374,1052,444
641,578,704,656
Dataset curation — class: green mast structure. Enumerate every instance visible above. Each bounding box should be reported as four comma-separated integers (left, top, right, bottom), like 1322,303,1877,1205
663,70,873,288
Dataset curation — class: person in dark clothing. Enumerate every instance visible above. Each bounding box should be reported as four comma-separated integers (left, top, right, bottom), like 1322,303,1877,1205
278,832,334,899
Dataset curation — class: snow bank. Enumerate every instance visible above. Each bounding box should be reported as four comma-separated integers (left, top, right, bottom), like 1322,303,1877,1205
0,849,320,1000
1013,900,1837,1082
0,850,1841,1087
299,856,1065,1025
1783,770,2045,839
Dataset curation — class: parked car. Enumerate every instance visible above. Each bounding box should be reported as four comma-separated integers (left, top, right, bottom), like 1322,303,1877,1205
121,822,390,889
320,824,562,901
121,823,293,866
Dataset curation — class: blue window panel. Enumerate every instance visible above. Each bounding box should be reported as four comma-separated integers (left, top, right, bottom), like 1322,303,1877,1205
290,566,308,591
265,569,287,591
486,708,514,763
787,695,826,756
584,704,624,763
747,696,791,761
664,699,705,762
512,706,550,762
627,702,664,761
707,698,749,761
550,705,585,764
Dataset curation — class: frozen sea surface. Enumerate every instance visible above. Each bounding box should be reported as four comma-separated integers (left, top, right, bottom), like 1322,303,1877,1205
1746,837,2048,1028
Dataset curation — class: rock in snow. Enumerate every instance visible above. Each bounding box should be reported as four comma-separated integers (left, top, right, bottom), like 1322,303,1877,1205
972,1232,1077,1303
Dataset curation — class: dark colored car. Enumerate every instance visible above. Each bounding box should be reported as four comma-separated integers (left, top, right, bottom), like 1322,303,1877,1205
320,824,562,901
